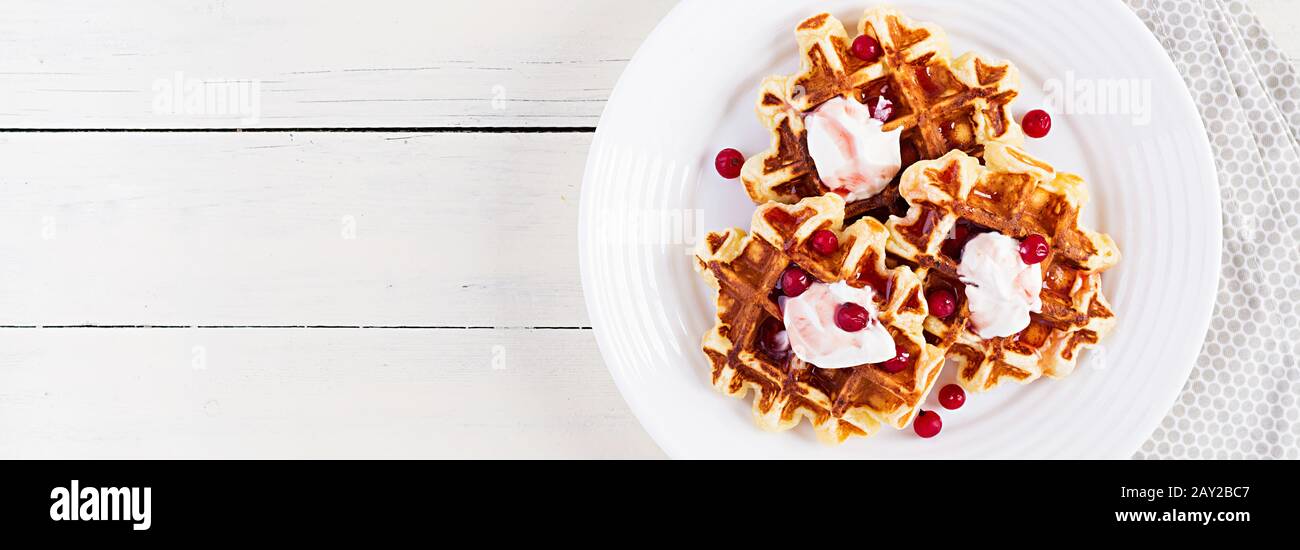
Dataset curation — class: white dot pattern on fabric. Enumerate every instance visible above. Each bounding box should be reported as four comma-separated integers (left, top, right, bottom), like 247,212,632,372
1126,0,1300,459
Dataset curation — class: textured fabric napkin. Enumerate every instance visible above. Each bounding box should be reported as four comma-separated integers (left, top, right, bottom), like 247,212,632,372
1124,0,1299,459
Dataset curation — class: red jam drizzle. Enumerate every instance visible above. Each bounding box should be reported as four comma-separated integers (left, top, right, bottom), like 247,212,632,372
853,251,894,302
898,206,940,248
763,208,799,232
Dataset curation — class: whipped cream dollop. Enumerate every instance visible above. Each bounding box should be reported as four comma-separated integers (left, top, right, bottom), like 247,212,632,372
805,97,903,202
957,232,1044,339
781,281,897,369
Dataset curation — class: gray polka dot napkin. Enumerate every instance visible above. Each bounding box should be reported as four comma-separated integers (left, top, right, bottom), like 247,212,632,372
1124,0,1300,459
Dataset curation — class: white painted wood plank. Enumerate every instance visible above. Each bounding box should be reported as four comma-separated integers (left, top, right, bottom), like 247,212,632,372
0,132,592,326
0,0,677,129
0,1,1294,129
0,327,664,459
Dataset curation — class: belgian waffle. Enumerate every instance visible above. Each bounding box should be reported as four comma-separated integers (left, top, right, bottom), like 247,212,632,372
694,193,945,443
884,143,1120,392
741,7,1024,220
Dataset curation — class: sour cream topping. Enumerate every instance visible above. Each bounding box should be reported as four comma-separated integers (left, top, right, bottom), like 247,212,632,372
804,97,903,202
782,281,897,369
957,232,1044,339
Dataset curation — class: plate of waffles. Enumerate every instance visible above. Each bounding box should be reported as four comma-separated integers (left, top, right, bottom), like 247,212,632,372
579,0,1220,458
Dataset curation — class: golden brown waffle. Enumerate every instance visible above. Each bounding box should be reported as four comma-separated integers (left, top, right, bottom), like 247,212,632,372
741,7,1023,220
694,193,946,443
884,144,1120,392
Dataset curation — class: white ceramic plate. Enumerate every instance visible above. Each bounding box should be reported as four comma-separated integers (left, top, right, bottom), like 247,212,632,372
579,0,1220,459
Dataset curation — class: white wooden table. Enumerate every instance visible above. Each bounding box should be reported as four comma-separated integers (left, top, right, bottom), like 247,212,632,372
0,1,1296,459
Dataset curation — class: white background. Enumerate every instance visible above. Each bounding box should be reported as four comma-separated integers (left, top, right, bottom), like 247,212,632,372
0,0,1296,459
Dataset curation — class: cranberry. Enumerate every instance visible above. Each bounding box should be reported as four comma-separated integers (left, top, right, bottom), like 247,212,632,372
866,96,894,122
851,35,883,62
926,288,957,319
1022,109,1052,138
941,223,972,259
757,318,790,357
938,384,965,410
715,148,744,179
810,229,839,256
913,410,942,438
780,266,812,297
877,345,911,373
1018,234,1050,265
834,302,870,332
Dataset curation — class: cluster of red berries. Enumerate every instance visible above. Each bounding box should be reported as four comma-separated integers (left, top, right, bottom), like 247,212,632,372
912,385,966,438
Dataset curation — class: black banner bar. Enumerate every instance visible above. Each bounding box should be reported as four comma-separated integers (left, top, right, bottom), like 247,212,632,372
1,459,1287,537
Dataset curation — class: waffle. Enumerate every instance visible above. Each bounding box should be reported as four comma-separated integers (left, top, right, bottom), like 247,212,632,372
884,143,1120,392
741,7,1023,220
694,193,946,443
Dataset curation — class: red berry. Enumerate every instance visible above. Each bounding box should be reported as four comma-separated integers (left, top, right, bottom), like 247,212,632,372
780,267,811,297
715,148,744,179
851,35,882,62
834,302,870,332
913,410,942,438
757,318,790,357
877,345,911,373
926,288,957,319
1022,109,1052,138
866,96,894,122
941,224,972,259
938,384,965,410
1018,234,1050,265
810,229,839,256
